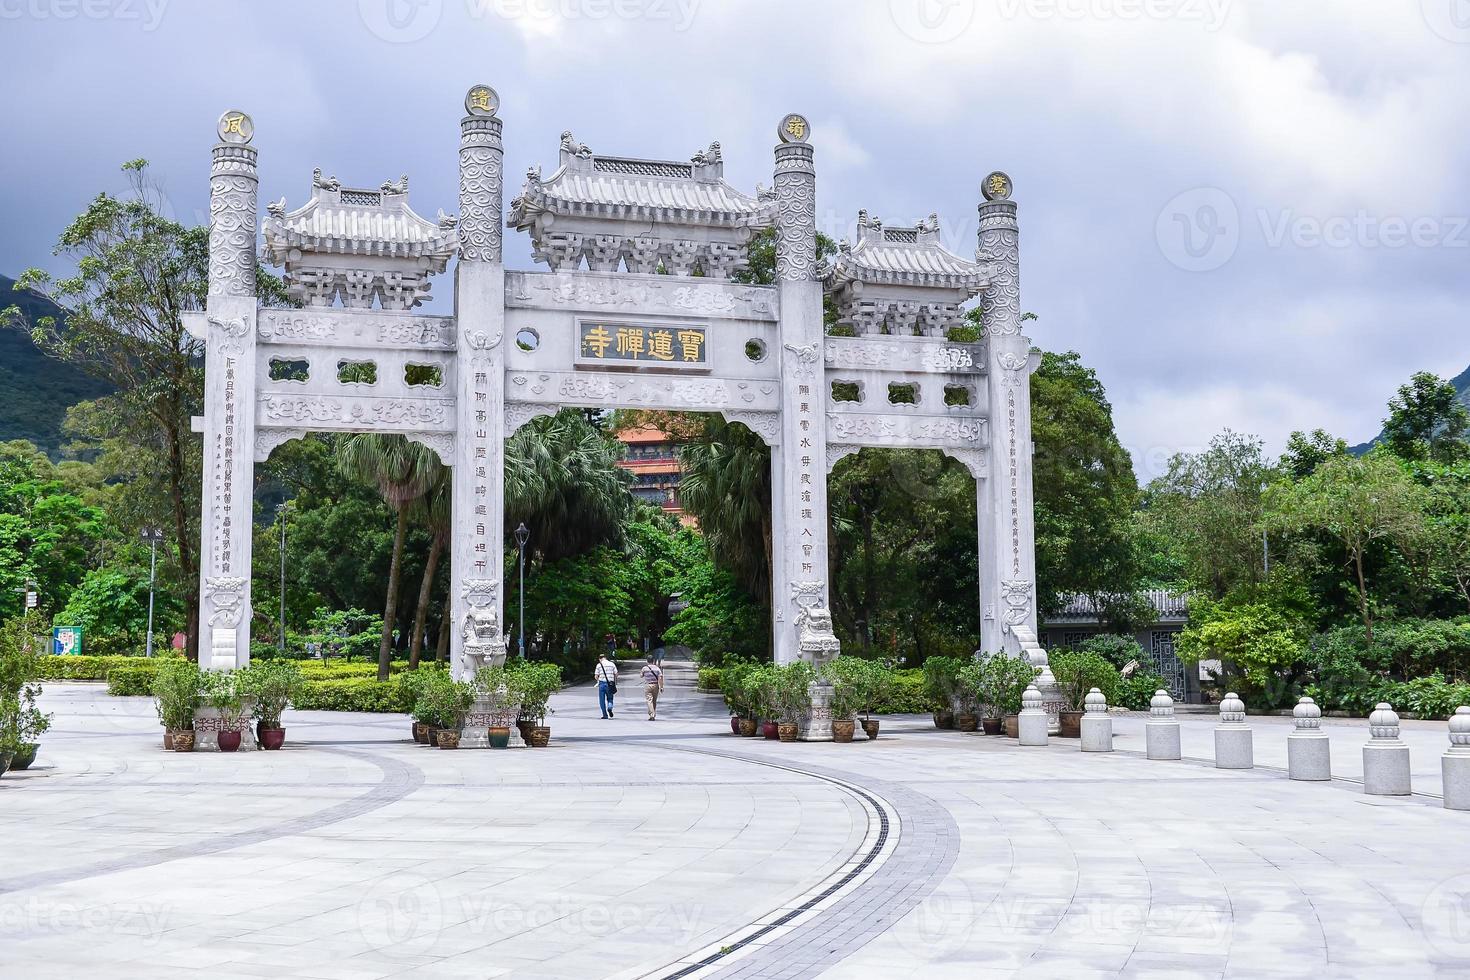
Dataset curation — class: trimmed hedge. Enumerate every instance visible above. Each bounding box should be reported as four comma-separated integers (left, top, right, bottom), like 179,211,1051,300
289,675,416,713
38,655,159,681
106,666,159,696
701,665,928,714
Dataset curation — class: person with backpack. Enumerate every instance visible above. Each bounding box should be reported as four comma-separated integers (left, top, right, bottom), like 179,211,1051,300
594,653,619,719
640,654,665,721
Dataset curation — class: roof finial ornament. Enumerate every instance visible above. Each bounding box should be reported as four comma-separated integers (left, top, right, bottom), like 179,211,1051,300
692,141,723,166
559,130,592,159
380,174,408,195
436,209,458,230
266,196,286,218
312,168,340,192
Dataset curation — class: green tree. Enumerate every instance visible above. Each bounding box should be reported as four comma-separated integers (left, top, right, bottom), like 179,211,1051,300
0,441,109,618
1144,430,1274,598
505,409,633,562
1382,371,1469,464
1030,351,1143,619
337,435,444,679
1280,429,1350,480
1176,596,1311,706
1265,452,1428,643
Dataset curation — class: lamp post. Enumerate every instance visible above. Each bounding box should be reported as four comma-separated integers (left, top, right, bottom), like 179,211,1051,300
140,527,164,658
515,522,530,658
276,503,288,654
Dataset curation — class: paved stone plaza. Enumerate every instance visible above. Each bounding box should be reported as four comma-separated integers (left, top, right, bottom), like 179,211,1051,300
4,673,1470,979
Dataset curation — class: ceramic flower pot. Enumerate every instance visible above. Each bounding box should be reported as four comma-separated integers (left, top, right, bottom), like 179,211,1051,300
438,729,462,749
956,713,979,733
426,725,441,746
526,726,551,748
933,709,955,730
487,727,510,749
832,720,856,743
730,716,742,735
1003,714,1019,738
860,719,880,741
981,717,1003,736
761,720,779,740
163,730,175,751
9,744,38,770
777,723,799,742
259,728,286,751
172,730,196,752
738,718,759,737
0,750,12,776
217,730,242,752
413,722,427,743
1058,710,1083,739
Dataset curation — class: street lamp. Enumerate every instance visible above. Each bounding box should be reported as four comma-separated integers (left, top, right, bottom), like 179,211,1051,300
276,503,289,654
515,522,530,659
140,527,164,658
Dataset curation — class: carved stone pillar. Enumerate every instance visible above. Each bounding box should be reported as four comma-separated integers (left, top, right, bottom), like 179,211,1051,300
976,173,1054,718
451,87,509,680
772,116,840,709
199,111,260,671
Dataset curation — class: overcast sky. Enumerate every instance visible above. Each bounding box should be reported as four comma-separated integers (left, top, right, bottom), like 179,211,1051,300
2,0,1466,479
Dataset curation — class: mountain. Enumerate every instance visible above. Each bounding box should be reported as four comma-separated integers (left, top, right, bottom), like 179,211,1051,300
1351,365,1470,455
0,274,115,457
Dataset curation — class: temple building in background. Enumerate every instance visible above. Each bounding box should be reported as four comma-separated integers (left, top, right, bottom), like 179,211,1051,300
615,424,691,524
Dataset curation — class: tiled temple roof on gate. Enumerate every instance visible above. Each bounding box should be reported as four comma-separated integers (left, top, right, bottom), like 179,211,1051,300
1047,590,1190,625
823,210,994,293
263,171,459,265
508,133,773,230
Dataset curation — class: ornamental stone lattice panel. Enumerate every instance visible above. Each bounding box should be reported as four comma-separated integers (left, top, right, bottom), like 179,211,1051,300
191,89,1056,719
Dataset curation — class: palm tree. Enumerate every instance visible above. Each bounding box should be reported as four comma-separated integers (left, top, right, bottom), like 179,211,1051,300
506,410,633,562
406,468,450,669
678,415,773,598
337,434,444,679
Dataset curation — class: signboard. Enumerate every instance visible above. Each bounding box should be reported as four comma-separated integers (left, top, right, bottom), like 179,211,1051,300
52,626,83,656
25,591,37,609
575,319,708,370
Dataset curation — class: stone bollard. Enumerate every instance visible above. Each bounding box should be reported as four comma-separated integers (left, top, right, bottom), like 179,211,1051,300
1287,696,1331,781
1145,690,1181,761
1018,685,1049,746
1214,692,1253,770
1362,703,1412,796
1080,687,1112,752
1442,706,1470,811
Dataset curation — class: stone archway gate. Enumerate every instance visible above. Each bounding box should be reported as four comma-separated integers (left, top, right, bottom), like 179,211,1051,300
187,88,1055,726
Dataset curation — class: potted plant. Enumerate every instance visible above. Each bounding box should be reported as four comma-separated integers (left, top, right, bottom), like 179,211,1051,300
735,666,764,737
398,670,433,742
511,661,562,747
0,614,50,767
7,700,51,770
720,662,753,734
922,656,965,729
203,671,247,752
475,663,525,749
418,672,474,748
821,658,865,743
859,661,894,740
771,662,813,742
1048,650,1118,738
750,664,784,739
957,659,991,734
242,660,303,750
986,654,1037,738
153,658,204,752
823,657,884,740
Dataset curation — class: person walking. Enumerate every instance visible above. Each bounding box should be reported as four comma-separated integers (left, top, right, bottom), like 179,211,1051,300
641,654,665,721
594,652,619,719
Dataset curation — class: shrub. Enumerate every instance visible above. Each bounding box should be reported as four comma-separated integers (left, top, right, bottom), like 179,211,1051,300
1076,634,1148,671
510,660,564,725
240,660,304,729
106,665,158,696
152,659,204,731
1048,650,1121,711
821,657,895,721
36,654,157,682
1116,672,1169,711
921,656,966,711
697,667,722,692
292,676,414,713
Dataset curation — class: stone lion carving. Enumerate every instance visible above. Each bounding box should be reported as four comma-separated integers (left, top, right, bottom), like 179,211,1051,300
461,605,507,671
559,131,591,159
312,168,341,191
